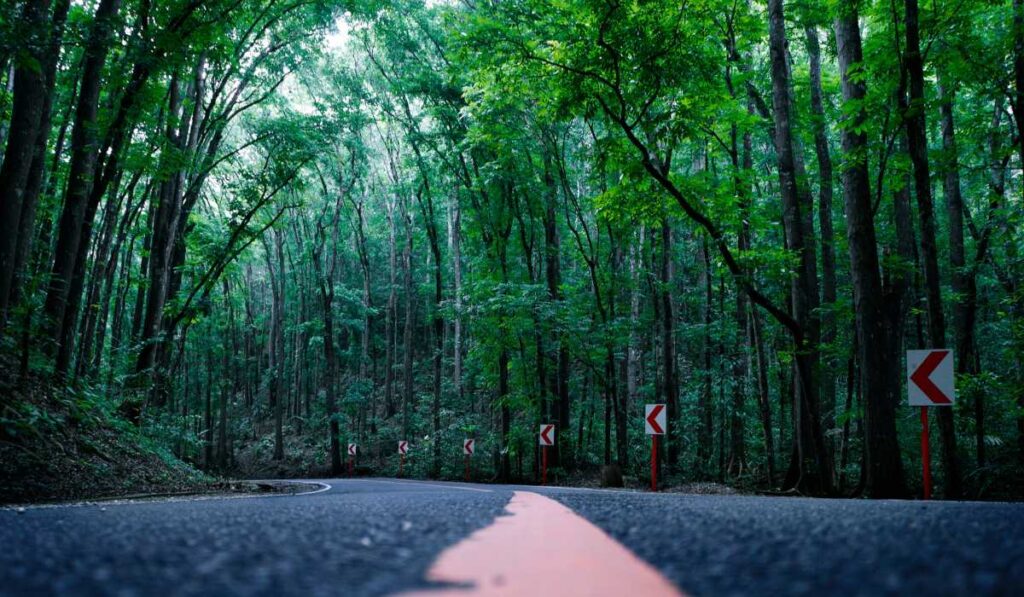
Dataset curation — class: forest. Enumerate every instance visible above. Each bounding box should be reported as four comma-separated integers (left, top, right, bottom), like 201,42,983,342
0,0,1022,501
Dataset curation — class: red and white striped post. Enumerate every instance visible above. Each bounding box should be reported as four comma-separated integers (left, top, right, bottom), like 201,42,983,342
539,424,555,486
907,349,955,501
398,441,408,478
645,405,666,492
650,436,658,492
920,408,931,500
463,439,474,481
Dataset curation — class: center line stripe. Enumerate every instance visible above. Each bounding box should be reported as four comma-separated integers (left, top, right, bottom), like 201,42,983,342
398,490,682,596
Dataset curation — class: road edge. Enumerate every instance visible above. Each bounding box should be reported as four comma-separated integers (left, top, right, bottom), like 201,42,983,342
1,480,332,511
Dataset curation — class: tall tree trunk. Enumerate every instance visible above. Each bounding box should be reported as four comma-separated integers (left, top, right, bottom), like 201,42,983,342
401,200,414,441
77,172,136,378
542,143,569,467
59,0,204,383
219,278,232,469
727,53,762,480
416,181,444,478
978,101,1019,465
497,243,512,481
939,81,984,470
130,202,154,344
729,287,748,477
41,0,123,373
204,346,214,469
834,7,907,497
751,307,776,485
1014,0,1024,179
353,196,372,382
404,144,446,475
627,225,644,466
1,0,71,330
106,230,135,386
384,201,397,419
451,193,464,402
267,231,285,461
0,0,53,328
316,267,341,474
805,24,838,457
661,220,679,467
90,181,145,377
609,231,627,468
904,0,962,498
887,90,916,365
133,54,207,410
768,0,828,493
699,236,714,474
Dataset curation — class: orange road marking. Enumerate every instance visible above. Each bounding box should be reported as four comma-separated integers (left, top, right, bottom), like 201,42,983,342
399,490,683,596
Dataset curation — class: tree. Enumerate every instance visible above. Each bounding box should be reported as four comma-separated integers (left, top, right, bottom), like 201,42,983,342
833,3,906,498
3,0,1020,500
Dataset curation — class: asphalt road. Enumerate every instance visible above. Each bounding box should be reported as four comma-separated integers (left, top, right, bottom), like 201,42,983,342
2,478,1023,596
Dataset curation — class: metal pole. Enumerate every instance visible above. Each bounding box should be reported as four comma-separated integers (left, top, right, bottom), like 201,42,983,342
542,445,548,486
921,407,932,500
651,436,658,492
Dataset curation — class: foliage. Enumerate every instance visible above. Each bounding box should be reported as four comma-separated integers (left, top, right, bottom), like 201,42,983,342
0,0,1021,499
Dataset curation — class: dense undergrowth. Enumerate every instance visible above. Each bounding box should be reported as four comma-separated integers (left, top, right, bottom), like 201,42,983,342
0,353,212,504
5,339,1019,502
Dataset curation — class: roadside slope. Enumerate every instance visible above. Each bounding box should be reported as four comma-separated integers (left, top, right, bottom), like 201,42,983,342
0,354,212,503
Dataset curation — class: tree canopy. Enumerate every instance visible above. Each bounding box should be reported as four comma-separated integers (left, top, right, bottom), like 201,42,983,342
1,0,1022,499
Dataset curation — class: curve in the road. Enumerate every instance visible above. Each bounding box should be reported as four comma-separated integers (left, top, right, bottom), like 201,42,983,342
5,477,1024,596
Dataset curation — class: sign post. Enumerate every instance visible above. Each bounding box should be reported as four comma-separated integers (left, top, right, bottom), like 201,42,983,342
907,349,955,500
463,439,474,481
645,404,666,492
347,443,357,477
919,408,931,499
397,440,408,477
538,424,555,485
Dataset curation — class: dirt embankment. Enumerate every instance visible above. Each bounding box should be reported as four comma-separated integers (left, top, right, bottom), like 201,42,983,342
0,354,213,504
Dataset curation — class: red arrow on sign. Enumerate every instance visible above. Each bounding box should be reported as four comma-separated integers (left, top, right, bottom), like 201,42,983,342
398,441,408,455
540,424,554,446
464,439,474,455
646,404,665,434
910,350,953,405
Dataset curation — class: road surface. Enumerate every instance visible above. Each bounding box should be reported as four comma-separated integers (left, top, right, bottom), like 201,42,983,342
2,478,1023,595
